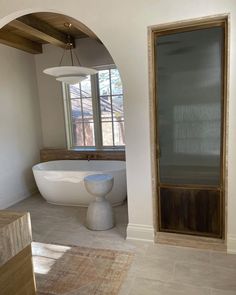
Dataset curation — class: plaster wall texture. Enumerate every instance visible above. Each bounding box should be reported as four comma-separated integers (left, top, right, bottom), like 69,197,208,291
0,44,42,208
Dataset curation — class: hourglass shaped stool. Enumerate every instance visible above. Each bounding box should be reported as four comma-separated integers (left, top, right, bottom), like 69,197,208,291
84,174,114,230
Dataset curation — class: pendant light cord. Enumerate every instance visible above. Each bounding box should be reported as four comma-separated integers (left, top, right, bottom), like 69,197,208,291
59,44,68,66
73,49,82,66
70,46,74,66
58,23,81,67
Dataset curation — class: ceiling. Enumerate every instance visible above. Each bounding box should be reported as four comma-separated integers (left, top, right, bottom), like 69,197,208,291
0,12,100,54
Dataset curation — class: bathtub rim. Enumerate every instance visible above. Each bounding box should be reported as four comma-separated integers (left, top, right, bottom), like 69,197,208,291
32,159,126,173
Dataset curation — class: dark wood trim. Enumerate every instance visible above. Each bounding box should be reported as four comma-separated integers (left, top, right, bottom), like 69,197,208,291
219,17,229,241
9,15,75,49
159,184,221,191
159,187,222,238
40,148,126,162
0,30,42,54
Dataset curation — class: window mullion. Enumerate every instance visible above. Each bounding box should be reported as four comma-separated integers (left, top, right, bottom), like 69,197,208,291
109,69,115,146
80,87,86,146
91,74,102,148
62,83,73,149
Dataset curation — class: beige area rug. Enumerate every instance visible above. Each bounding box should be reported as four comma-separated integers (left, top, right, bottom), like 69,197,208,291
33,242,133,295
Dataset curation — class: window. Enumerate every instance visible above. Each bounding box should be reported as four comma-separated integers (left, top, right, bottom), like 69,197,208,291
63,68,125,149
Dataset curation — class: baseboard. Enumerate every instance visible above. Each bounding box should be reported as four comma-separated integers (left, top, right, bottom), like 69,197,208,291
227,235,236,254
126,223,154,242
1,187,38,209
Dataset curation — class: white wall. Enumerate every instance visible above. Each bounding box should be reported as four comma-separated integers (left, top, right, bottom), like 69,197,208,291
34,45,66,148
34,38,114,147
0,44,42,208
76,38,114,68
1,0,236,251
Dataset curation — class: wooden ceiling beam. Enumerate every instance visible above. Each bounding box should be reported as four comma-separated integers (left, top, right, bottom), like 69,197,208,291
9,15,74,49
69,19,100,42
0,31,42,54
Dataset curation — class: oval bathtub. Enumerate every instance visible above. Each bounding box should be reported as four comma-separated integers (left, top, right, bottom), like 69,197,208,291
32,160,126,207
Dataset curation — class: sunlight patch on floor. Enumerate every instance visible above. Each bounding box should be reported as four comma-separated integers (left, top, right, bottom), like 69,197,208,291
32,242,71,275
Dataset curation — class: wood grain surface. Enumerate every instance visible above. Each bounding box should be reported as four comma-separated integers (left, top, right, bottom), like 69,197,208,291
40,148,126,162
0,211,32,267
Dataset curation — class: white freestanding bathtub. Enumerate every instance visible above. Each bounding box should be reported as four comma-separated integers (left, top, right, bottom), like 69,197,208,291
32,160,126,207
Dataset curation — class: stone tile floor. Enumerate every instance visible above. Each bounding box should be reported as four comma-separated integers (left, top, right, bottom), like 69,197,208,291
9,194,236,295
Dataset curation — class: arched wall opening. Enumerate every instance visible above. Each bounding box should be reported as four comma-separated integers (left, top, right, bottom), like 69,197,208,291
0,3,156,245
0,10,129,239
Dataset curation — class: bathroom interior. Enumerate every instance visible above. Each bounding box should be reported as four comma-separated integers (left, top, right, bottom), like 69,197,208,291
0,3,236,295
1,10,130,245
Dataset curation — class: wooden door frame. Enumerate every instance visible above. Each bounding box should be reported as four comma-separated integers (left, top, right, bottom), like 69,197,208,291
148,14,229,249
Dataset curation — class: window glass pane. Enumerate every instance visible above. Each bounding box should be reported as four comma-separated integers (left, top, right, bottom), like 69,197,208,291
100,96,112,120
72,122,84,146
81,76,91,97
66,68,125,149
102,122,113,146
112,95,124,121
111,69,122,95
71,99,82,120
81,98,93,121
114,121,125,146
84,122,95,146
99,70,110,95
69,84,81,99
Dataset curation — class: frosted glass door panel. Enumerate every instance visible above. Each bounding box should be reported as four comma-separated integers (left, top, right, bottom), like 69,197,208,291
156,27,223,185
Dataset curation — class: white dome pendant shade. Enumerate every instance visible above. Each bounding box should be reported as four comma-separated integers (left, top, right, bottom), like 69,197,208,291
43,66,97,84
43,23,98,85
56,75,87,84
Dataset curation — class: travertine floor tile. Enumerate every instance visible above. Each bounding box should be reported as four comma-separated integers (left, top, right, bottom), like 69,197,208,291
146,243,210,264
8,194,236,295
211,289,236,295
130,256,175,281
210,251,236,270
43,227,96,248
174,261,236,291
128,278,211,295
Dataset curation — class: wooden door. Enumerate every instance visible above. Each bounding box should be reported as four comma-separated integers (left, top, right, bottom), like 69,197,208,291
153,19,227,238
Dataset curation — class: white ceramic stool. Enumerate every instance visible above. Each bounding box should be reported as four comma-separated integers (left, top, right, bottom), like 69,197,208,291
84,174,114,230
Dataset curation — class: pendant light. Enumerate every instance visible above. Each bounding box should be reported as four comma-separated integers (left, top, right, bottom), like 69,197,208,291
43,23,97,84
